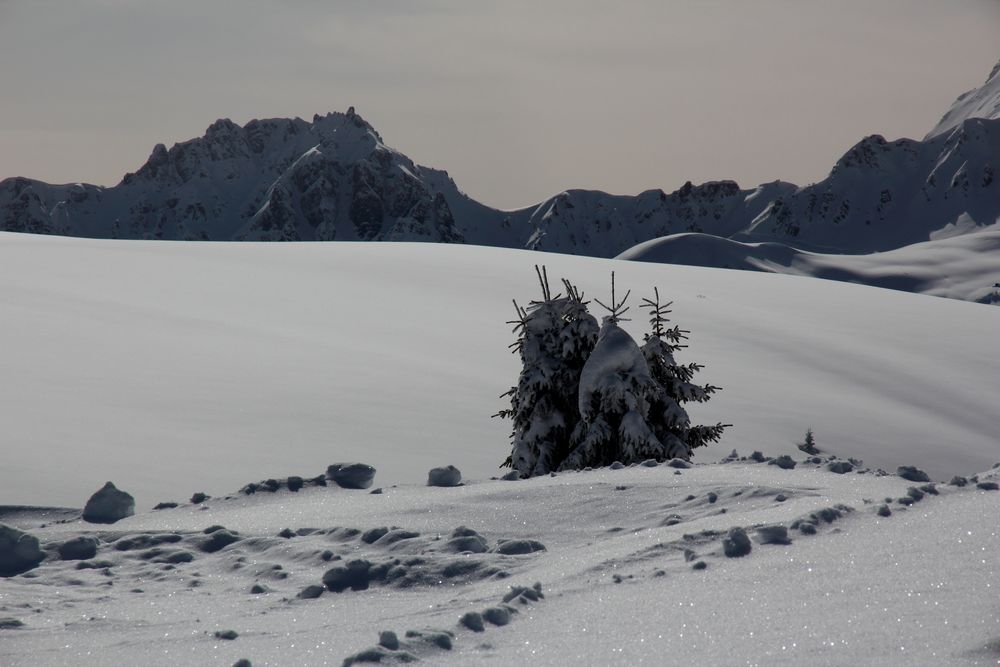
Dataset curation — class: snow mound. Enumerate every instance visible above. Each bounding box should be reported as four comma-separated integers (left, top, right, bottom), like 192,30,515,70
2,235,1000,510
618,225,1000,304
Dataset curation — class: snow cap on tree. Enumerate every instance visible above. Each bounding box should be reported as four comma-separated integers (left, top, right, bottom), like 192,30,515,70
563,316,668,469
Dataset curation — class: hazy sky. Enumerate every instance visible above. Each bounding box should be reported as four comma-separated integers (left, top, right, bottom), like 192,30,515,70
1,1,998,209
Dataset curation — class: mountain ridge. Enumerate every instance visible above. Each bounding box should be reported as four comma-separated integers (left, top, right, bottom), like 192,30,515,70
2,59,999,299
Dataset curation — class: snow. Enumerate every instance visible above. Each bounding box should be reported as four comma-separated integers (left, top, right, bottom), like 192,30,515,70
927,59,1000,139
577,320,653,420
3,233,999,509
2,233,1000,665
2,459,998,666
618,224,1000,304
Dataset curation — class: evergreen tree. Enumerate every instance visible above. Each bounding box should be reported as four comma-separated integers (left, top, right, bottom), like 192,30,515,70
498,266,598,476
797,428,820,455
562,273,674,469
640,288,728,458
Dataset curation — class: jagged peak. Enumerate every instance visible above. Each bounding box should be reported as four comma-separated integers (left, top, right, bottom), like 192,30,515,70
205,118,241,136
673,179,742,199
309,108,383,143
119,109,388,187
828,134,895,176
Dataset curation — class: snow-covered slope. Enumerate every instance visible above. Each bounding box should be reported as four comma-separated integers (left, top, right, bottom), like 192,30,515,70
1,233,999,666
2,233,998,509
927,58,1000,139
619,223,1000,304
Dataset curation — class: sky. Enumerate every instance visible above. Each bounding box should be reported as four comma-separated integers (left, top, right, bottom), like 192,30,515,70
0,1,998,210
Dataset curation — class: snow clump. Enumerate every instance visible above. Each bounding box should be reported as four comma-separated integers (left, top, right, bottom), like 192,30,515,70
82,481,135,524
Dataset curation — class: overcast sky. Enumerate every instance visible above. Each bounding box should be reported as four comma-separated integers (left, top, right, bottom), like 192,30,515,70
1,1,998,209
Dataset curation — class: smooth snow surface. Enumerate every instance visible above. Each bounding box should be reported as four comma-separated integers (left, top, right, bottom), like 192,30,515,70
2,233,1000,666
2,232,999,510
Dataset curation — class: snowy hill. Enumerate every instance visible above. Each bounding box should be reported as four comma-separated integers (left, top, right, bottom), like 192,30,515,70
2,233,998,510
1,233,999,666
3,59,1000,277
619,224,1000,305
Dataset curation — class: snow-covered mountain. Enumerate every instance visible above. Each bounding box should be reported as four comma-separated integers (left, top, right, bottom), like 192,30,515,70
2,60,999,293
0,111,796,254
927,58,1000,139
0,109,462,244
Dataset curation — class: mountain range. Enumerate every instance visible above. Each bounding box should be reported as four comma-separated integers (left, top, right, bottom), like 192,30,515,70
2,60,998,302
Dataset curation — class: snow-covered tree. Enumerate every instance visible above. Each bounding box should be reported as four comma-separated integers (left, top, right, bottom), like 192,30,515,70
498,267,598,476
500,272,727,473
639,288,728,458
797,428,820,455
561,273,680,468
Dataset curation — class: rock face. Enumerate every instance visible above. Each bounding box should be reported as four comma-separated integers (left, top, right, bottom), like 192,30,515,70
427,465,462,487
0,524,45,576
82,482,135,524
327,463,376,490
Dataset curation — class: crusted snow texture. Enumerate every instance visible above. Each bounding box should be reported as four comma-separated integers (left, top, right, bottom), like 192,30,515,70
503,290,598,477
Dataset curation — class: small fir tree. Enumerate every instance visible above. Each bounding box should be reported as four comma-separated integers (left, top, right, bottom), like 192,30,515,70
639,288,728,458
498,266,598,476
797,428,820,455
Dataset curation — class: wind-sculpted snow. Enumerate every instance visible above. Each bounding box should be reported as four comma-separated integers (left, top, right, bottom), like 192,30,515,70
1,460,998,666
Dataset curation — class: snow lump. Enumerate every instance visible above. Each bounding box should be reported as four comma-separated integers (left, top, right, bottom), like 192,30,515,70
427,465,462,487
327,463,376,490
0,524,45,576
82,481,135,524
57,536,99,561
